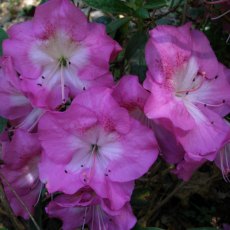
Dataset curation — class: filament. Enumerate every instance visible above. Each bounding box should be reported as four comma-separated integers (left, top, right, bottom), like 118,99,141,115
60,65,65,102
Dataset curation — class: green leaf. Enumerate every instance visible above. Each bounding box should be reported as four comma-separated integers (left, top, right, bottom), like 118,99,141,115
0,117,7,133
143,0,167,9
125,32,148,60
83,0,133,14
135,8,149,19
106,17,130,34
0,28,8,56
94,16,112,25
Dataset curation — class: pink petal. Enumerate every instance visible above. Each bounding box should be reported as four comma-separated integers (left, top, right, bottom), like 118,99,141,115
112,75,149,111
145,23,192,83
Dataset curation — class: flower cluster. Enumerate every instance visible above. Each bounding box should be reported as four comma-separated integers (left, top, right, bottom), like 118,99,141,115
0,0,230,229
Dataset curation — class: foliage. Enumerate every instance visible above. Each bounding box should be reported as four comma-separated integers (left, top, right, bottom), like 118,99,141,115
0,0,230,229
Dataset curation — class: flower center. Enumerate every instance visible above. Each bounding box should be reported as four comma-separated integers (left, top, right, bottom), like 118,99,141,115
30,30,88,104
58,56,69,68
91,144,99,154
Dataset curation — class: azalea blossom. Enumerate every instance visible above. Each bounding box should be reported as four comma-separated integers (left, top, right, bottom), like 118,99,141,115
0,56,44,132
38,87,158,209
0,56,32,122
3,0,121,109
0,130,42,219
144,23,230,160
46,187,136,230
113,75,206,178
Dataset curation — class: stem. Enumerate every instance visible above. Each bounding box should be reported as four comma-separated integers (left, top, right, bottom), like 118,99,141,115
182,0,188,24
0,172,41,230
145,181,186,225
0,183,25,230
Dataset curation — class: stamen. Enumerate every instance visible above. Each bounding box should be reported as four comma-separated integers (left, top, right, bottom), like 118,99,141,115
33,183,44,207
81,207,88,230
91,206,95,229
98,207,106,230
60,65,65,103
40,62,60,86
193,100,226,108
219,144,230,182
87,145,98,182
176,74,205,96
12,108,45,132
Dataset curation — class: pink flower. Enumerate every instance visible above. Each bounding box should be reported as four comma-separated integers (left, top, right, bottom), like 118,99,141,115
113,75,202,177
0,56,32,122
3,0,121,109
0,130,42,219
144,23,230,160
38,87,158,209
0,56,44,131
46,187,136,230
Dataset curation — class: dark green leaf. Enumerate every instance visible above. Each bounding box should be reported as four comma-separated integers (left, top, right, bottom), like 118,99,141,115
130,64,147,83
143,0,167,9
135,8,149,19
0,117,7,133
0,28,8,56
94,16,112,25
125,32,148,60
83,0,133,14
106,17,130,34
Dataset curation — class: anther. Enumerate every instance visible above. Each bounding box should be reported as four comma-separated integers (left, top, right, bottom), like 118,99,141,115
185,91,189,95
215,75,218,79
83,87,86,91
64,170,68,173
223,99,226,103
37,83,42,86
204,104,207,107
211,121,214,124
41,76,45,79
81,165,84,167
105,173,108,176
192,78,195,82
